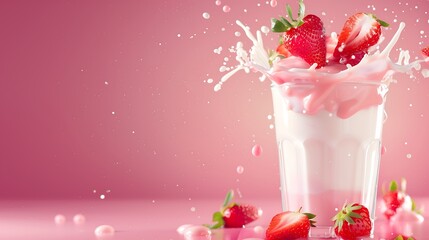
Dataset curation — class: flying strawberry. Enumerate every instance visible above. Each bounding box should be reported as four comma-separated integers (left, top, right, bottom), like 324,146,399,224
422,46,429,57
333,12,389,66
265,208,316,240
382,179,406,219
332,203,372,239
271,0,326,68
205,190,260,229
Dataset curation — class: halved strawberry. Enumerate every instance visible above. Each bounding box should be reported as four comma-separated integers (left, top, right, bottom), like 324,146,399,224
422,46,429,57
382,179,406,220
266,208,316,240
206,190,260,229
271,0,326,68
333,12,389,66
332,203,372,239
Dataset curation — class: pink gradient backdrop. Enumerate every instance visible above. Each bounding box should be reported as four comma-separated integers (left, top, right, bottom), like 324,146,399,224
0,0,428,200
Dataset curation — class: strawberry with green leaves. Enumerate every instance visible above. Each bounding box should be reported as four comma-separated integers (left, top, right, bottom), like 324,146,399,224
382,179,406,220
332,203,372,239
265,208,316,240
206,190,260,229
333,12,389,66
271,0,326,68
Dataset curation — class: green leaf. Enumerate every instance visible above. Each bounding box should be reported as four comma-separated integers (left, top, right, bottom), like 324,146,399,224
389,180,398,191
304,213,316,219
222,190,234,208
286,4,295,21
394,236,404,240
272,19,288,32
298,0,305,18
377,19,389,27
209,211,225,229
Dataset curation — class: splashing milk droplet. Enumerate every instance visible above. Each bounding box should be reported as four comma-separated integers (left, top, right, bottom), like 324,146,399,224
54,214,66,225
73,214,86,225
183,226,211,240
94,225,115,238
252,144,263,157
223,5,231,13
202,12,210,19
270,0,277,7
236,165,244,174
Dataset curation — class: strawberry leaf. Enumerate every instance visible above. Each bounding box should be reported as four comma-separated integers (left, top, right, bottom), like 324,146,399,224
377,19,389,27
222,190,234,208
208,211,225,229
271,19,288,32
389,180,398,192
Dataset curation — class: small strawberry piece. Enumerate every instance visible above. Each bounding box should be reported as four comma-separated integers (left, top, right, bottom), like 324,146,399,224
332,203,372,239
333,12,388,66
383,180,405,220
266,208,316,240
205,190,260,229
422,46,429,57
276,43,291,58
223,204,260,228
272,0,326,68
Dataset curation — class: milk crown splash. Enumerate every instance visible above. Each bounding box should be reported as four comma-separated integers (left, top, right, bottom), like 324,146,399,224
214,21,428,118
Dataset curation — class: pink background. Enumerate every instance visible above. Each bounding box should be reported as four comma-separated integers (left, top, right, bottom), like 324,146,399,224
0,0,428,201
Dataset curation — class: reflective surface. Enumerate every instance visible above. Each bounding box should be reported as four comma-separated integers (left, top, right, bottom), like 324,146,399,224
0,198,427,239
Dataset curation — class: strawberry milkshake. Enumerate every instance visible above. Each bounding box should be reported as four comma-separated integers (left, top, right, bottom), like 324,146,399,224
213,0,428,237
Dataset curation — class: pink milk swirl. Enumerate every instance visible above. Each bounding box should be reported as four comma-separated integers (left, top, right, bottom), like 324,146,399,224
216,22,428,118
268,56,389,119
266,22,428,119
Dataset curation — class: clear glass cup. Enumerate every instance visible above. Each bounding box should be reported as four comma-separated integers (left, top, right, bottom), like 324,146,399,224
271,81,388,238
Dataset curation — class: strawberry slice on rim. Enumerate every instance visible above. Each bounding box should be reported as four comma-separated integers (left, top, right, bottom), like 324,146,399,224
422,46,429,57
333,12,389,66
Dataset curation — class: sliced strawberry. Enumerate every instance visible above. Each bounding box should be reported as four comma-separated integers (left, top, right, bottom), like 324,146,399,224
422,46,429,57
332,203,372,239
271,0,326,68
205,190,260,229
333,12,388,66
266,208,316,240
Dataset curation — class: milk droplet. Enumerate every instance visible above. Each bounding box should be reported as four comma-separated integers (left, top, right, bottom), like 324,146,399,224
183,226,211,240
73,214,86,225
236,165,244,174
260,26,270,34
215,0,221,6
190,207,196,212
207,78,213,84
223,5,231,13
406,153,412,159
177,224,194,235
234,31,241,37
54,214,66,225
267,114,272,120
202,12,210,19
252,144,263,157
94,225,115,238
100,194,105,199
270,0,277,7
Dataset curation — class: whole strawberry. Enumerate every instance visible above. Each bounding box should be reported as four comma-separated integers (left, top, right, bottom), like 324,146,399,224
382,179,405,220
206,190,261,229
271,0,326,68
333,12,389,65
266,208,316,240
332,203,372,239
